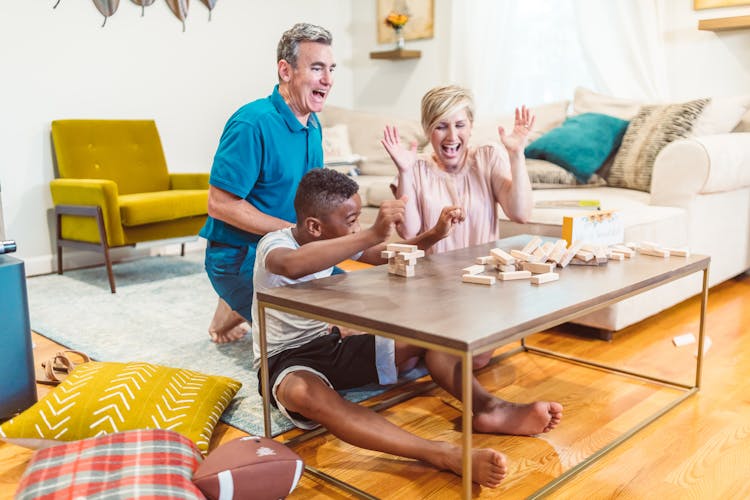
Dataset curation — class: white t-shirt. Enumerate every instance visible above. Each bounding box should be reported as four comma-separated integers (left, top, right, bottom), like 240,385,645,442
250,227,361,370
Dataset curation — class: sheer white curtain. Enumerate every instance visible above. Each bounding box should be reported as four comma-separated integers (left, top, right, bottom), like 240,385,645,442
447,0,666,118
572,0,668,101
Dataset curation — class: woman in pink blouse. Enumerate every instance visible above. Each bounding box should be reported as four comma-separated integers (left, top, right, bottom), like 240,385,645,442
382,85,535,255
382,85,536,369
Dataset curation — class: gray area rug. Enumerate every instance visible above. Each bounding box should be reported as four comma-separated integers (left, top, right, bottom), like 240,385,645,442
26,254,423,437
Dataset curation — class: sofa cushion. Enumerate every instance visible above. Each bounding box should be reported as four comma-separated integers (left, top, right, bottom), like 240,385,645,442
319,106,425,177
0,361,241,454
525,113,629,183
14,429,204,500
526,159,607,188
471,99,570,147
118,189,208,226
608,98,709,192
322,124,354,162
690,95,750,136
573,87,642,120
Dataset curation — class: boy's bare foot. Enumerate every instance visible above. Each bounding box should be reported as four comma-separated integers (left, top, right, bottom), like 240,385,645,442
473,400,563,436
209,322,250,344
439,445,507,488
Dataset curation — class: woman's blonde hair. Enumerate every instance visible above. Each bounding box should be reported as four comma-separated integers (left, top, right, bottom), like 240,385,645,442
420,85,475,135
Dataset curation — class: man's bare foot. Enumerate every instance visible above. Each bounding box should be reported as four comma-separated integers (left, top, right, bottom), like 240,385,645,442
440,445,507,488
473,400,563,436
210,322,250,344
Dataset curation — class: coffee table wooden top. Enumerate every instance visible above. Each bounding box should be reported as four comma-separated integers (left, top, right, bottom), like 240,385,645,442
257,235,709,353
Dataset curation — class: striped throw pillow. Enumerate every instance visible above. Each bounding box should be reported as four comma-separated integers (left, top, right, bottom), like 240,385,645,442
608,98,709,192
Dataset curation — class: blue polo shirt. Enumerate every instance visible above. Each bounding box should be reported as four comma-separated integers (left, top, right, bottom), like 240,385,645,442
199,85,324,246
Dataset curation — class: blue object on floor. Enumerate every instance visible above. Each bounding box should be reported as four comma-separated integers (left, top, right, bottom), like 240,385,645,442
0,254,37,420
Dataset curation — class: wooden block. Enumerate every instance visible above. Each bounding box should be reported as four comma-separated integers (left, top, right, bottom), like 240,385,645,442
665,247,690,257
388,261,398,273
569,257,600,266
610,244,635,257
548,239,568,263
522,261,555,274
694,336,712,357
638,247,670,258
574,250,595,262
386,243,418,253
490,247,515,265
532,246,549,262
541,241,555,254
510,249,536,262
396,250,423,260
462,264,486,275
531,272,559,284
475,255,494,265
521,236,543,255
497,270,532,281
393,264,415,277
639,241,661,251
381,250,396,259
462,274,496,285
558,241,584,268
672,332,696,347
608,252,625,261
495,264,517,273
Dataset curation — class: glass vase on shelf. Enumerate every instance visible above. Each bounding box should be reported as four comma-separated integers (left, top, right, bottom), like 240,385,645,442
394,26,405,50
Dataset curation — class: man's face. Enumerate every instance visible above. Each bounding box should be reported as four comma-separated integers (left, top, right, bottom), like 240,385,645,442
281,41,336,119
319,194,362,239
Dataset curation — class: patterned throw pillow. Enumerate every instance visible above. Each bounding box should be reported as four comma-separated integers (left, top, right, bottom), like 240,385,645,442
608,98,709,192
0,361,241,454
525,113,629,183
526,159,607,189
15,429,205,500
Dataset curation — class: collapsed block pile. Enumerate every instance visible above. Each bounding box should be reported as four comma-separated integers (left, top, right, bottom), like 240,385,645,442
461,237,690,286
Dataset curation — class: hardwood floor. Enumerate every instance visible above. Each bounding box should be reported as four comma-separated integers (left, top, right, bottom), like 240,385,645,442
1,272,748,499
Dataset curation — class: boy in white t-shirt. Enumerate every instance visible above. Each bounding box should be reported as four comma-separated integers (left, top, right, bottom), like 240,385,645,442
251,168,562,488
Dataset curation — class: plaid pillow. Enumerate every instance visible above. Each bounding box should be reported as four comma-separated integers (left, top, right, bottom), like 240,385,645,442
15,429,206,499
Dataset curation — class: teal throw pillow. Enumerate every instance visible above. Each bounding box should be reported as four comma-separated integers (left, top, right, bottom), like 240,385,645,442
525,113,629,183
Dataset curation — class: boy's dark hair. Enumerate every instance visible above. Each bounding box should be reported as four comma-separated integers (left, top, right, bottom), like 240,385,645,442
294,168,359,220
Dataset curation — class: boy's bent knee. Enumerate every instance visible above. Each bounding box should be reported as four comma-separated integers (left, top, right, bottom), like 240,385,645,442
276,370,332,414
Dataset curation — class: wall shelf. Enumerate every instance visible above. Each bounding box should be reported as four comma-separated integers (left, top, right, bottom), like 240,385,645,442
369,48,421,60
698,15,750,31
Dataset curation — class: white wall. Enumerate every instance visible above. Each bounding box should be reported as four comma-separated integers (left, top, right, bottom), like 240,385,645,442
0,1,353,275
3,0,749,276
662,1,750,99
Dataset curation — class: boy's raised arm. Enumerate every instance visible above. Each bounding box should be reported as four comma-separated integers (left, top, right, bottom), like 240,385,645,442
265,199,406,279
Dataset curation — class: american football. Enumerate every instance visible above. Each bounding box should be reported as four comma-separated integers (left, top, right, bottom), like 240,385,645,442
193,435,304,500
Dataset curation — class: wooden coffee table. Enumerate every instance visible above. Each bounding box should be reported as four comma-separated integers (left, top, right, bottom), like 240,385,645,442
256,235,710,499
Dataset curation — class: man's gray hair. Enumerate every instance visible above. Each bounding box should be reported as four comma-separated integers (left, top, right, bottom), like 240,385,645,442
277,23,333,69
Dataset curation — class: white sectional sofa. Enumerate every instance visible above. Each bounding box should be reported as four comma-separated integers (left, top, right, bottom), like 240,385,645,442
319,88,750,333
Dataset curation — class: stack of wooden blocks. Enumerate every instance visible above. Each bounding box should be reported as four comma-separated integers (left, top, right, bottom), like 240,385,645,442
381,243,425,278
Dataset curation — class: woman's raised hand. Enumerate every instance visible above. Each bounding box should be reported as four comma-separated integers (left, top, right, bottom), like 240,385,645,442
498,105,536,155
381,125,417,173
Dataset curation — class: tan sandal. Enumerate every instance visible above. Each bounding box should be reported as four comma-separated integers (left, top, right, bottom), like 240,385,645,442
51,350,91,372
37,354,74,386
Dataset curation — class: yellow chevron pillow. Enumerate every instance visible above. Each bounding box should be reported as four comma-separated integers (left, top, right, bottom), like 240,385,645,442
0,361,241,454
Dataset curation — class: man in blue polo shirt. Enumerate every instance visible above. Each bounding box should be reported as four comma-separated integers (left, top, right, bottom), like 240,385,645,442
200,23,336,343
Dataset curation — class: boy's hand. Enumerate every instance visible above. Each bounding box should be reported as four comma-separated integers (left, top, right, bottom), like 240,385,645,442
434,205,465,238
372,196,407,241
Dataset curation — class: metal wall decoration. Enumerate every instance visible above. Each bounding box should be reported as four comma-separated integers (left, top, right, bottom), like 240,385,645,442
52,0,217,29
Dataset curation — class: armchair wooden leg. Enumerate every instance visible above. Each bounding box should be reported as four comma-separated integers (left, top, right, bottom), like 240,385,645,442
55,204,117,293
103,246,115,293
180,243,186,257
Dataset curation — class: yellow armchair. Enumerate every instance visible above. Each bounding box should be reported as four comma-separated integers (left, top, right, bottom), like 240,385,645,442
50,119,208,292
